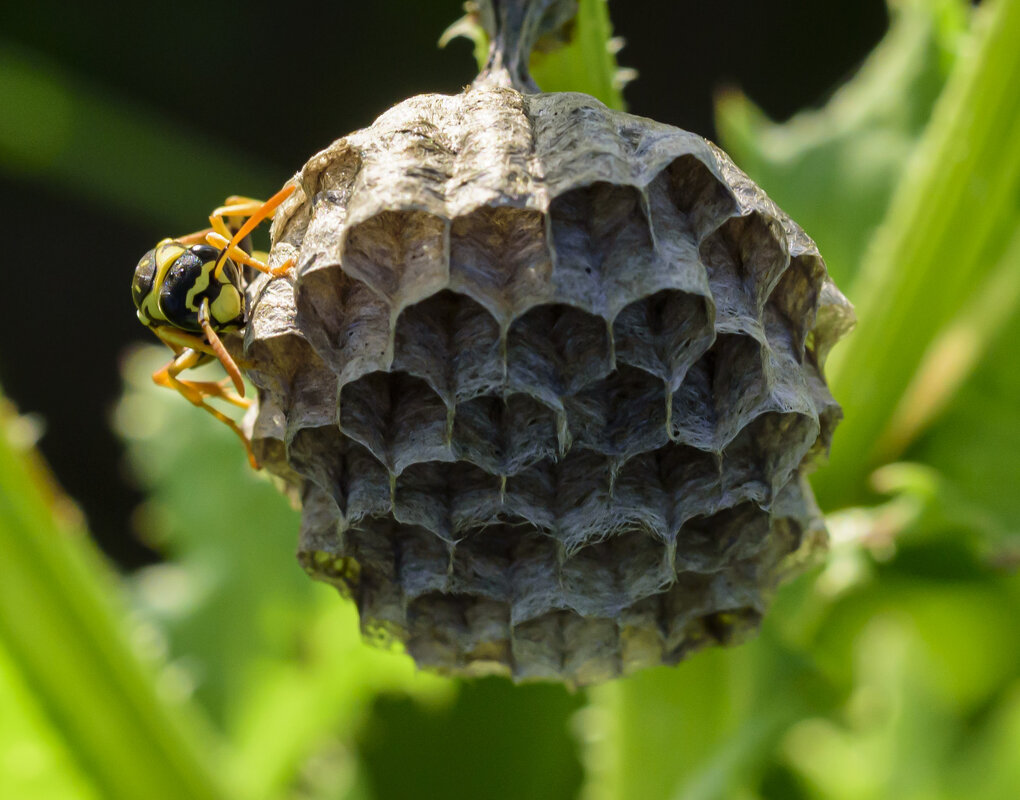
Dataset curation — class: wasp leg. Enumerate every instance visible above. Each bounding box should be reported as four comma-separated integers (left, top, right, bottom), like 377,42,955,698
154,324,246,398
205,231,295,277
198,298,246,396
211,184,297,281
152,349,259,469
211,196,267,219
176,378,251,409
176,227,215,245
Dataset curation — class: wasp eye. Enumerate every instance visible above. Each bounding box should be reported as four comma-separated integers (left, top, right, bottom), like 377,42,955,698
132,248,158,310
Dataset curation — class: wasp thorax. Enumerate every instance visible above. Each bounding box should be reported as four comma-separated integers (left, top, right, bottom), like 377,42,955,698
240,0,854,685
133,241,245,332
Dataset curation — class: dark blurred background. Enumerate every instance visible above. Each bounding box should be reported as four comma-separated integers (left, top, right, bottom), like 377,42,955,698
0,0,887,567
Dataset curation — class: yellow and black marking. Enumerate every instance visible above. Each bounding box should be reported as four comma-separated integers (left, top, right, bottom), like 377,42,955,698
132,184,296,468
132,241,245,332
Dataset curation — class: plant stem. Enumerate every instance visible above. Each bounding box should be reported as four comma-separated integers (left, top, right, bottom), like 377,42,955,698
816,0,1020,508
0,402,229,800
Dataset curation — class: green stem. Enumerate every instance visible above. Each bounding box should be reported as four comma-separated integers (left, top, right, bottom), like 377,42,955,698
0,405,229,800
816,0,1020,508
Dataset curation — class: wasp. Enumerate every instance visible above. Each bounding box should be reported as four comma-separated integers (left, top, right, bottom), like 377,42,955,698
131,185,296,468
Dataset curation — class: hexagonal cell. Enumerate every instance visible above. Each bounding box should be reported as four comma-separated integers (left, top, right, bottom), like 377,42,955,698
802,362,843,465
760,307,817,420
341,210,449,308
658,153,738,241
642,163,712,258
295,264,392,384
338,371,453,474
283,357,338,437
710,333,772,448
392,522,453,601
242,278,324,403
674,502,771,572
462,599,512,674
661,572,715,652
392,461,451,540
406,592,465,671
392,289,503,404
507,303,613,404
701,211,790,338
768,252,825,359
728,212,789,299
548,181,669,317
561,531,673,617
669,356,718,452
640,443,723,532
528,93,634,195
393,460,505,540
287,422,345,505
250,395,302,486
344,444,394,523
449,206,555,321
511,611,568,682
612,289,714,390
452,393,560,475
562,615,620,685
297,484,343,564
509,533,566,625
448,461,506,533
706,565,770,620
502,458,557,532
601,452,671,542
340,524,406,641
552,449,615,553
766,515,808,568
564,365,669,458
619,597,665,674
294,138,363,221
449,525,518,600
722,410,818,506
450,87,533,205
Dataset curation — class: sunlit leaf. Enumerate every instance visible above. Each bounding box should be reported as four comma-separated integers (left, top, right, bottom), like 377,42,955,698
716,0,966,289
816,0,1020,507
0,393,228,800
0,641,99,800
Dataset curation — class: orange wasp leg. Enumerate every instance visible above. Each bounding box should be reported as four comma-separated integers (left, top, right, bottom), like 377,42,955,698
151,348,259,469
154,325,246,398
211,184,297,281
204,231,295,277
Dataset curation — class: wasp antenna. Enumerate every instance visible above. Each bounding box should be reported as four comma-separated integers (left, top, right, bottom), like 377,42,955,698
213,184,297,280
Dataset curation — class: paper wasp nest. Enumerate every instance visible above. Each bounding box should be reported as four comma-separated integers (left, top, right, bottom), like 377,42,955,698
242,0,853,684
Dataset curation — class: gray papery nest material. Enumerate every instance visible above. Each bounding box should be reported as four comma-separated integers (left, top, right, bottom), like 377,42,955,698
238,0,854,685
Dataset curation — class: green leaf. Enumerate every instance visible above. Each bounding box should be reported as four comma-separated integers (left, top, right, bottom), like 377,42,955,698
357,678,585,800
0,640,99,800
815,0,1020,508
529,0,629,110
116,346,312,726
585,623,837,800
906,243,1020,535
444,0,629,109
716,0,965,289
116,346,450,798
0,396,228,800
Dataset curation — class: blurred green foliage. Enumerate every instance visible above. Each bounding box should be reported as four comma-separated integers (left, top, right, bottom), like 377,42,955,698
1,0,1019,799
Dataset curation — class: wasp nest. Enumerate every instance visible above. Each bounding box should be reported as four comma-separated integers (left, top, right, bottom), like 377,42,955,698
242,0,853,684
